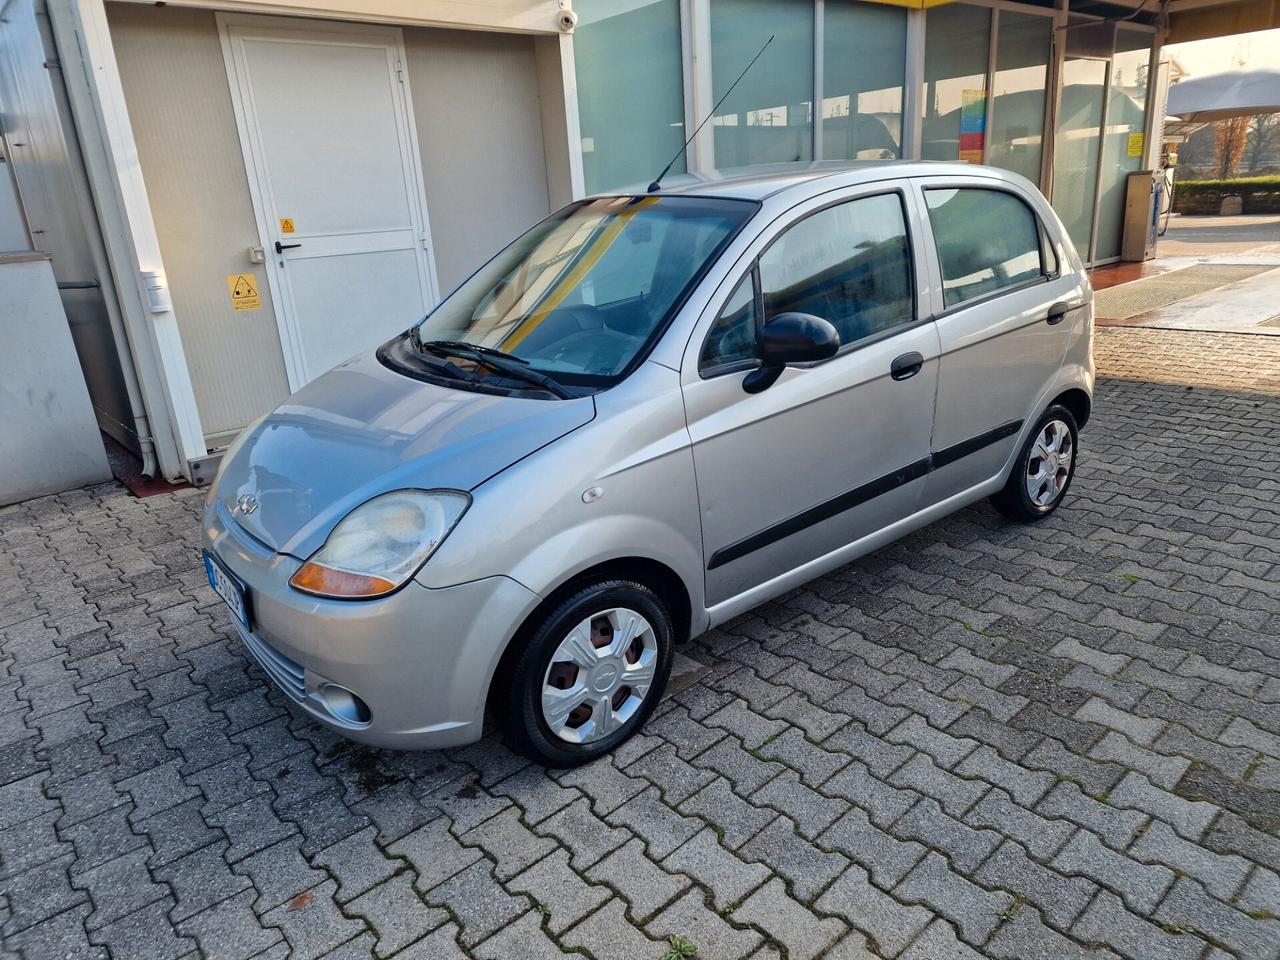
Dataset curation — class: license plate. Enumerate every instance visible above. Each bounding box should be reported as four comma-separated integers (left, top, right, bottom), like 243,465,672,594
204,551,250,628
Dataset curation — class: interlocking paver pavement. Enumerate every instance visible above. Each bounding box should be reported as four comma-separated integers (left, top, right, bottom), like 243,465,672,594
2,327,1279,959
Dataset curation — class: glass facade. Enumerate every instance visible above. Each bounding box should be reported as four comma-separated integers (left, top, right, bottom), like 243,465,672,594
988,12,1052,183
574,0,687,194
1052,55,1108,256
822,1,907,160
1093,29,1153,260
922,4,991,162
572,0,1155,264
710,0,814,168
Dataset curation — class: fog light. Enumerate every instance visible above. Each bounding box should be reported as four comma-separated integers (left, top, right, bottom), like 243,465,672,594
318,683,371,726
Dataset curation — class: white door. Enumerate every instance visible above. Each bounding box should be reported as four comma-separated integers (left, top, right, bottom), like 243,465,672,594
220,16,438,387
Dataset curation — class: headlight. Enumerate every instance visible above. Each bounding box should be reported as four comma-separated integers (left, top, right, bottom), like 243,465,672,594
289,489,470,599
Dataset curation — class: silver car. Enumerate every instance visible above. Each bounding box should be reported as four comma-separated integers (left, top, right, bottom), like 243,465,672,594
203,162,1093,765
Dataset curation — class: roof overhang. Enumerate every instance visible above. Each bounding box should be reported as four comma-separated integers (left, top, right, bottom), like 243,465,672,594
1166,67,1280,121
854,0,958,8
1167,0,1280,42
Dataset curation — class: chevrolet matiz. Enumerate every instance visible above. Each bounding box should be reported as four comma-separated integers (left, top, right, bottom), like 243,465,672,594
203,162,1093,766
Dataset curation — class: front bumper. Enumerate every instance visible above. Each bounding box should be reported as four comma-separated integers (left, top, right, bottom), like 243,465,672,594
202,498,540,749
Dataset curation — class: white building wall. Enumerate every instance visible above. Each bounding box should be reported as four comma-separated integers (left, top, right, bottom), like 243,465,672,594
107,2,293,445
402,26,552,290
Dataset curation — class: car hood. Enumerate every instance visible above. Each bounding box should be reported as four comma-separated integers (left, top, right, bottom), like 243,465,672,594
214,351,595,558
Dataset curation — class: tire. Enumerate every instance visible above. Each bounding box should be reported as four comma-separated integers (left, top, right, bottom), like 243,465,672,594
991,404,1079,522
502,579,674,766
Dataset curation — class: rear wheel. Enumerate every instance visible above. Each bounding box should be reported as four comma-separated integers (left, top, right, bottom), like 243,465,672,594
502,580,673,766
992,405,1079,522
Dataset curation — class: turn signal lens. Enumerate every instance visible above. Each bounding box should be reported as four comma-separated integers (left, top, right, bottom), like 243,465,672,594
289,562,396,599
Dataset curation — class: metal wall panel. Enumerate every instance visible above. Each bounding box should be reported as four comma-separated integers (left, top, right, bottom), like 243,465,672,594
0,0,139,451
0,149,31,250
0,254,112,504
106,2,290,444
403,27,552,291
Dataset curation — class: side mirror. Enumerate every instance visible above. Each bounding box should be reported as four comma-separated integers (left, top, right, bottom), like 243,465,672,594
743,312,840,393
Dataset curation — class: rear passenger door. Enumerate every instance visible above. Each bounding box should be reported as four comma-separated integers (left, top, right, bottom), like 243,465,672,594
916,179,1083,504
682,185,940,608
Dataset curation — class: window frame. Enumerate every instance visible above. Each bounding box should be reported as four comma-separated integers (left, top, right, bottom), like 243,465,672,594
697,185,923,379
1039,223,1061,281
921,183,1059,317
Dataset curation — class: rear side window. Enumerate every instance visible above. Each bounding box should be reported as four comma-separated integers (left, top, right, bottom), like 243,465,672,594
758,193,914,348
924,188,1045,308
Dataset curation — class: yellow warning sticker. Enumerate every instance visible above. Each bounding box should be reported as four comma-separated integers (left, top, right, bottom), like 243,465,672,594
1127,132,1145,158
226,273,262,312
280,217,296,234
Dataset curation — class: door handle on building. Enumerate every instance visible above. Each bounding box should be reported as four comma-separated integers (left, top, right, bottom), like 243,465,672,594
275,240,301,254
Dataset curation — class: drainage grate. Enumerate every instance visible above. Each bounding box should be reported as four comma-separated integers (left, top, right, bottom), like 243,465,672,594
1093,264,1276,320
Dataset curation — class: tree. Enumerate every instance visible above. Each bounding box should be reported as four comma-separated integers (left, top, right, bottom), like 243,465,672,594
1215,116,1250,179
1244,113,1280,174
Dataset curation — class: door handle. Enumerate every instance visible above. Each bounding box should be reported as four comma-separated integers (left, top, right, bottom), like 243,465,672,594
274,240,302,254
1046,301,1070,324
890,352,924,381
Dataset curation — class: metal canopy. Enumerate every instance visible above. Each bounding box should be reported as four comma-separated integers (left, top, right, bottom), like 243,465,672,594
1167,68,1280,122
1167,0,1280,43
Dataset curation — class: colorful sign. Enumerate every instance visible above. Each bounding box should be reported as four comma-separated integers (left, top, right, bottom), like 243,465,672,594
1127,132,1145,158
958,89,986,164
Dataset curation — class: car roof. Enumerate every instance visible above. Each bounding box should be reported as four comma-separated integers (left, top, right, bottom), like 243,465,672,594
602,160,1028,202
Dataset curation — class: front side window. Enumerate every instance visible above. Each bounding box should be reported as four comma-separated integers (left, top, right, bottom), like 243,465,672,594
414,195,756,387
758,193,914,347
701,272,759,370
925,187,1045,308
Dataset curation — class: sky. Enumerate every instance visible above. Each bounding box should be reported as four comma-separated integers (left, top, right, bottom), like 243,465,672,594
1166,28,1280,78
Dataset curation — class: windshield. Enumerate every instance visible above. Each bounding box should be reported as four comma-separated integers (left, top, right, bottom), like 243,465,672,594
413,195,756,387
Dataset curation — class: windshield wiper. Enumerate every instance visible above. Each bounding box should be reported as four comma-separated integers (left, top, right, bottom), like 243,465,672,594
402,329,487,385
418,339,573,399
427,339,530,365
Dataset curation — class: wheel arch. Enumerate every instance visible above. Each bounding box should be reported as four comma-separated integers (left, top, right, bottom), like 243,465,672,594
1050,386,1091,430
484,555,694,720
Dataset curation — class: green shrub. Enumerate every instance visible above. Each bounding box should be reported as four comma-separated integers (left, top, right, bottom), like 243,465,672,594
1171,175,1280,214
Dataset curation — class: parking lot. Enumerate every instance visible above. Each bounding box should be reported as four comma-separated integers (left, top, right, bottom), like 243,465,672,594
2,326,1278,960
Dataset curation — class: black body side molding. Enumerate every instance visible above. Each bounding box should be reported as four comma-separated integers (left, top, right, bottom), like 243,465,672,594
707,419,1024,570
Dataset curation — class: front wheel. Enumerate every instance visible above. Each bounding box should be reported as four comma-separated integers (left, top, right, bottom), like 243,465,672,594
991,405,1079,522
502,580,674,766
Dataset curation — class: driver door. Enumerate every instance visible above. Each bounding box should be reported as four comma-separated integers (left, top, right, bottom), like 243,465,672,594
681,186,941,608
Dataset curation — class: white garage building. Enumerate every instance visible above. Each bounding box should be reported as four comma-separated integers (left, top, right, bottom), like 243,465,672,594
2,0,579,485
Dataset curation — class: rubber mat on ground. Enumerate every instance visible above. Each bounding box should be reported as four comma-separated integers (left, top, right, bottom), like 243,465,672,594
1093,264,1276,320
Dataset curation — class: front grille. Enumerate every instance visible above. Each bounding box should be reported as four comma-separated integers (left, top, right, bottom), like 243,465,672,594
234,620,306,703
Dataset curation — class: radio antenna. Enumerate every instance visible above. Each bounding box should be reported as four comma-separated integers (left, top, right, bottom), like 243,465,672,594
647,34,775,194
